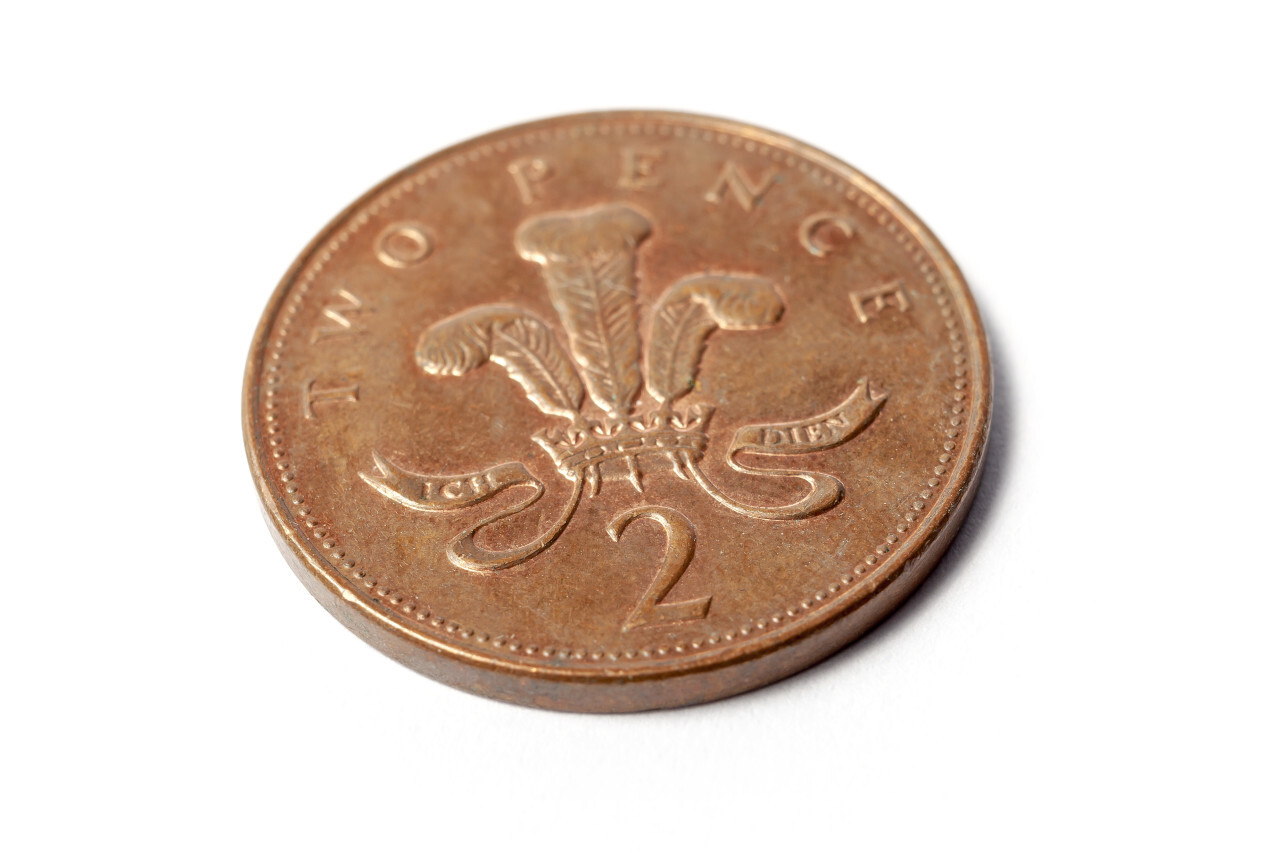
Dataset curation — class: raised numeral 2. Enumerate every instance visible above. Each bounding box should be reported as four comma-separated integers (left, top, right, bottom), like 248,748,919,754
607,506,711,632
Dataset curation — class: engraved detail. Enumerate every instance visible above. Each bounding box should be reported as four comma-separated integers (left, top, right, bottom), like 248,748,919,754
687,380,886,520
607,506,709,631
363,453,537,510
704,162,777,211
360,453,576,573
376,222,433,268
646,275,783,405
618,147,663,189
507,157,552,204
417,306,584,422
532,406,712,497
303,380,359,419
365,202,886,573
851,281,910,322
516,205,649,419
310,289,369,343
800,212,857,257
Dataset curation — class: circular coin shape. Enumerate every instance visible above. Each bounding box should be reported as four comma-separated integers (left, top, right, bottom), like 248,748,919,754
243,111,991,712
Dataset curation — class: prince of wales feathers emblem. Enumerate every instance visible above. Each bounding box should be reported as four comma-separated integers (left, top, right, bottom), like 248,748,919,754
361,204,886,572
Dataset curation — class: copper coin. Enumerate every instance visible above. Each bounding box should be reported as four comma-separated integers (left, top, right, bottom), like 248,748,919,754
243,111,991,712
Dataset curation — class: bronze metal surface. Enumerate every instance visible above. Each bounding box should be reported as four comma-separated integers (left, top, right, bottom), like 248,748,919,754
243,111,991,712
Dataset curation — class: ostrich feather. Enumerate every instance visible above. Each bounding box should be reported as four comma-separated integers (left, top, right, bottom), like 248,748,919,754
516,204,651,419
416,305,584,421
646,275,784,405
543,250,643,417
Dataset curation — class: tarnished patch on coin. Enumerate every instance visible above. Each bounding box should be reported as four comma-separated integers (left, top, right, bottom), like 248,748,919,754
243,111,991,712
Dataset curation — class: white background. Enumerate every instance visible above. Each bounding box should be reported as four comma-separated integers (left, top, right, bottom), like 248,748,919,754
3,2,1276,850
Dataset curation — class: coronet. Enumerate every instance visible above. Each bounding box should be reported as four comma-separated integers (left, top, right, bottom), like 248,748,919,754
533,404,713,493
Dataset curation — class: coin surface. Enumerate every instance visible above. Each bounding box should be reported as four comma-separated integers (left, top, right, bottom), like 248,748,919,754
243,111,990,712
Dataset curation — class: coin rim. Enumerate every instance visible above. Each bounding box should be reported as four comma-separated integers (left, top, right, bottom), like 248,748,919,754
242,109,992,707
